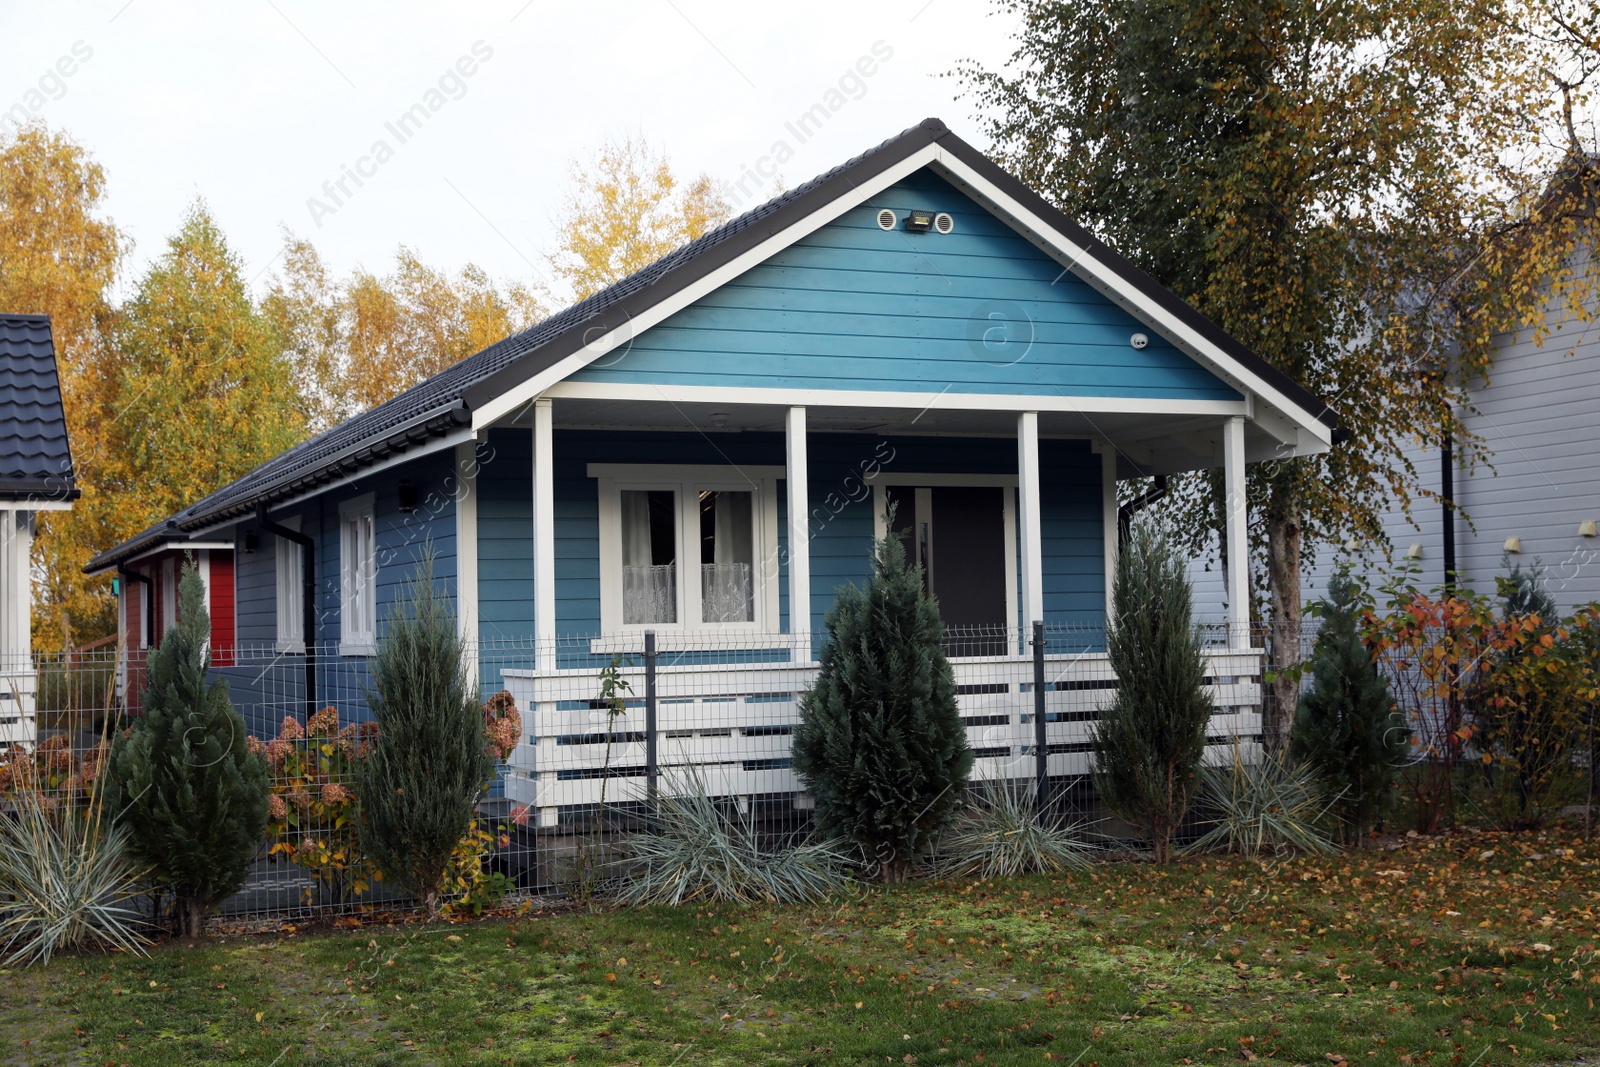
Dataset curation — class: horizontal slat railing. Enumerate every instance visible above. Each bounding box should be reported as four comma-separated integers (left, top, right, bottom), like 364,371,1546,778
504,642,1263,827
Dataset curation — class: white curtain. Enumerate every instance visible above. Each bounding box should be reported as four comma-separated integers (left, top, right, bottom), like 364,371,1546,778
622,491,676,624
701,491,753,623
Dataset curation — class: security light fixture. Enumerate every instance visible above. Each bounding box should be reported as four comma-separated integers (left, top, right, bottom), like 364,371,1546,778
1504,536,1522,554
903,209,935,233
1581,519,1598,538
1405,543,1424,560
398,479,418,514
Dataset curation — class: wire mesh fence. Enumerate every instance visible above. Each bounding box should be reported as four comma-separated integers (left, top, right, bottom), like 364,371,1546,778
1,624,1269,923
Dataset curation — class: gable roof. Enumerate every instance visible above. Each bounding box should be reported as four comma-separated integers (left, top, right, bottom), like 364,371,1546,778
85,118,1337,574
0,313,77,503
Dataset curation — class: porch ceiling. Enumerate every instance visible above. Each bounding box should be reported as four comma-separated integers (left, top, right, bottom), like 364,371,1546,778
510,398,1287,478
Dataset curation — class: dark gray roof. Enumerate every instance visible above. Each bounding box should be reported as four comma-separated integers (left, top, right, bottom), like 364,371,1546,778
0,314,77,503
85,118,1337,574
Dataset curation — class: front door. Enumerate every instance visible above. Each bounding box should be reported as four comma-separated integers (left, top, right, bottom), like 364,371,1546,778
886,485,1010,654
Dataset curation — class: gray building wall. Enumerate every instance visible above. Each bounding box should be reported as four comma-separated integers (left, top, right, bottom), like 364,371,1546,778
1185,270,1600,627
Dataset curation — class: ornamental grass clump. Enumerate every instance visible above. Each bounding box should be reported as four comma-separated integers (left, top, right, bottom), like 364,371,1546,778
938,779,1095,879
0,750,148,966
611,770,851,906
1187,745,1337,859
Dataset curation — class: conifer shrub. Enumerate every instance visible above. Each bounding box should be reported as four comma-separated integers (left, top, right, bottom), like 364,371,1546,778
792,515,973,882
356,558,492,918
1290,568,1408,845
1090,524,1212,863
105,559,269,937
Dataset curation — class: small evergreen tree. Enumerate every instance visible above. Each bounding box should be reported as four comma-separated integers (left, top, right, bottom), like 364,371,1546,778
1091,524,1212,863
1290,568,1408,846
105,559,269,938
357,558,491,918
792,516,973,882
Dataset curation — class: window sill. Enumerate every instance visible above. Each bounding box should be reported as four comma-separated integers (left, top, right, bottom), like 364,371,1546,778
588,631,806,656
339,641,377,658
275,641,306,655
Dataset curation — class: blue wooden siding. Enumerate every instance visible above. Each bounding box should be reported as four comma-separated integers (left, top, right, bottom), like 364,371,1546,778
566,169,1239,401
222,449,460,733
472,428,1105,650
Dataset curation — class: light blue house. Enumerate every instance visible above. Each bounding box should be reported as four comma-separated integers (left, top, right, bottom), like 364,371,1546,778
87,120,1335,822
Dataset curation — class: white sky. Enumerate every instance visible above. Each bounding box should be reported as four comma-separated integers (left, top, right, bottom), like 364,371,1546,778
0,0,1019,301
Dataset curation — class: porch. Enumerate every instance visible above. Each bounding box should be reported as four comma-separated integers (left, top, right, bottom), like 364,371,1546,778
499,628,1263,828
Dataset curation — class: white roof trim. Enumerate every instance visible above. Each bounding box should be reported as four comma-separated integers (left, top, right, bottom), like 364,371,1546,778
470,142,947,431
473,142,1331,455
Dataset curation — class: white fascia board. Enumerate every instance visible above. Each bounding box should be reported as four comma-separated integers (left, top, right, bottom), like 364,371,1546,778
469,144,949,433
544,380,1249,418
471,140,1329,455
924,149,1333,452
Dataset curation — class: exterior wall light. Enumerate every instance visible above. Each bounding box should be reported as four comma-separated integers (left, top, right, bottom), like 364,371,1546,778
903,210,935,233
1503,536,1522,554
1581,520,1598,538
1405,543,1424,559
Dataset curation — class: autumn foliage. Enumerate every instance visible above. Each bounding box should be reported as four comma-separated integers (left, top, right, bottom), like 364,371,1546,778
1362,567,1599,833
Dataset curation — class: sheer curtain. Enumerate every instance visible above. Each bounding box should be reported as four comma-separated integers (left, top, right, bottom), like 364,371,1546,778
622,490,676,624
701,490,753,623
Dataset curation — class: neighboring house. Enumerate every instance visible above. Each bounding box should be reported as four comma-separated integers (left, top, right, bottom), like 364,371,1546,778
0,313,78,752
85,119,1336,822
1188,264,1600,630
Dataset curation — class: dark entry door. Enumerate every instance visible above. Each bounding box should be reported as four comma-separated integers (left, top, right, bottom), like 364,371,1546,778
886,484,1009,654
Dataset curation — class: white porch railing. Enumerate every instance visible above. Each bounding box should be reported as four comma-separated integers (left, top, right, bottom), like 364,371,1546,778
503,646,1263,829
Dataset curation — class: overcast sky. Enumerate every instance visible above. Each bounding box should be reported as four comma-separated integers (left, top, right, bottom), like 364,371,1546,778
1,1,1019,301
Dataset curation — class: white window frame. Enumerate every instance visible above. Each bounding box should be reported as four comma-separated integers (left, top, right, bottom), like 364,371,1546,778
275,516,304,653
160,557,177,635
869,473,1020,650
339,494,377,656
591,463,783,650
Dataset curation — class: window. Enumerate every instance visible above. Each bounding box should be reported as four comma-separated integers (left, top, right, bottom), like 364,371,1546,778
339,496,377,654
594,465,781,639
275,516,303,653
160,558,177,637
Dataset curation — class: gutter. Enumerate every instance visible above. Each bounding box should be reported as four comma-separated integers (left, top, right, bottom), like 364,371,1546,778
1117,475,1169,546
255,501,318,721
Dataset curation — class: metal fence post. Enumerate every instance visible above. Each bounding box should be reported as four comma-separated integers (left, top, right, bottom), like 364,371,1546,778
644,629,658,808
1031,620,1047,811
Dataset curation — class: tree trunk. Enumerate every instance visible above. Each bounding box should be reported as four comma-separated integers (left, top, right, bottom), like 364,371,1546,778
180,897,204,940
1265,482,1303,753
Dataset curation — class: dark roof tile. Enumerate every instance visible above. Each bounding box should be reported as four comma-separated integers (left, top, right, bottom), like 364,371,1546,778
0,314,76,502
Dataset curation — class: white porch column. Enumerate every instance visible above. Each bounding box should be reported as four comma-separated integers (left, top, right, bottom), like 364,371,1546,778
456,439,480,680
532,398,557,673
1017,412,1044,637
1222,415,1250,650
785,406,811,653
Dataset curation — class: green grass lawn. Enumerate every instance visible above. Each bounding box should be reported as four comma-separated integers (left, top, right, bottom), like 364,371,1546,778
3,828,1599,1066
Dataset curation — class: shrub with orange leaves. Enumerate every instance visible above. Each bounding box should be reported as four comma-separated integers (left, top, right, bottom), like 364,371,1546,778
1366,565,1596,832
483,689,522,762
261,707,380,905
0,735,111,804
